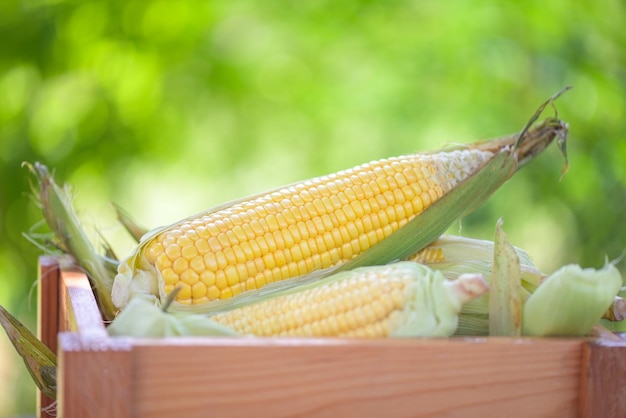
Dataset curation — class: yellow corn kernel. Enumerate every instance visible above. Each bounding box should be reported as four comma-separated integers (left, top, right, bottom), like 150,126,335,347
407,247,446,264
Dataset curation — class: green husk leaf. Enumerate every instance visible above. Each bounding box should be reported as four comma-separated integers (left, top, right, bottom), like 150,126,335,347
356,265,489,337
0,305,57,400
522,264,624,336
488,219,522,337
107,295,237,337
457,313,489,336
23,162,118,320
113,203,149,243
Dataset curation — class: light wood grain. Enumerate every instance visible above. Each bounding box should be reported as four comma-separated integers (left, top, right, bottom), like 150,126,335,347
580,334,626,418
131,337,582,418
58,333,133,418
60,269,108,338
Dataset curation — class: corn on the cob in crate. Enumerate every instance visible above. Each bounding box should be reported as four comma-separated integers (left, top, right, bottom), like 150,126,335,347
108,262,489,338
113,148,493,307
112,118,569,314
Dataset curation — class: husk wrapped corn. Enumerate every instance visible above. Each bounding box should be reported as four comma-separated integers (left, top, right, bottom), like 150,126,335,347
109,262,489,338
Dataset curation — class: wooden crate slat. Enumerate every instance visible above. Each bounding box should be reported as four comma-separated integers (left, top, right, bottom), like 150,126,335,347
131,337,582,418
58,333,133,418
579,334,626,418
60,268,107,338
37,256,61,352
37,256,61,418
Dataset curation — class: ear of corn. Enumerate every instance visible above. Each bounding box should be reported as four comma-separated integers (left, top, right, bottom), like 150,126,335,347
24,93,569,319
211,262,489,337
112,116,567,312
108,262,489,338
112,148,496,309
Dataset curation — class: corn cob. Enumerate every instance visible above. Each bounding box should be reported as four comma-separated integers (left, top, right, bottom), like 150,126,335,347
210,263,488,337
112,116,568,311
108,262,489,338
115,149,492,305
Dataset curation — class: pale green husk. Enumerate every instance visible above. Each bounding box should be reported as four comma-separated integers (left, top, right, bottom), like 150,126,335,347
488,219,523,337
107,295,237,338
24,162,118,320
522,263,624,336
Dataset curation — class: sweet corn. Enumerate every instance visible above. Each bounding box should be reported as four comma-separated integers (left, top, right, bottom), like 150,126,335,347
209,262,488,337
114,149,497,307
113,110,568,311
27,93,569,317
108,262,489,338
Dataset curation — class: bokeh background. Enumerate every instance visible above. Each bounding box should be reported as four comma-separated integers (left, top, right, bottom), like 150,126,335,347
1,0,625,415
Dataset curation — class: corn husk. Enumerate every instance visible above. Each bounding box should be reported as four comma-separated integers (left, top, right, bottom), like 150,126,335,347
488,219,523,336
522,263,623,336
24,162,118,320
603,296,626,322
407,233,543,336
0,305,57,400
107,295,237,338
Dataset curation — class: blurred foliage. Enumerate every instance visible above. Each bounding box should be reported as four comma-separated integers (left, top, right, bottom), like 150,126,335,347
1,0,625,415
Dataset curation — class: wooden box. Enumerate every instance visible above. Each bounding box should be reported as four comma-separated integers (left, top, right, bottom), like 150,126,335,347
37,256,626,418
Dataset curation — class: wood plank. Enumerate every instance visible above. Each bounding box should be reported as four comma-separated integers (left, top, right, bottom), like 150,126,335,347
132,337,582,418
580,333,626,418
38,256,61,352
37,256,61,418
60,269,107,338
58,333,133,418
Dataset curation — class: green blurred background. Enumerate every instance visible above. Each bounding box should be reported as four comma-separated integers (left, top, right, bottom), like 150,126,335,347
1,0,625,415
